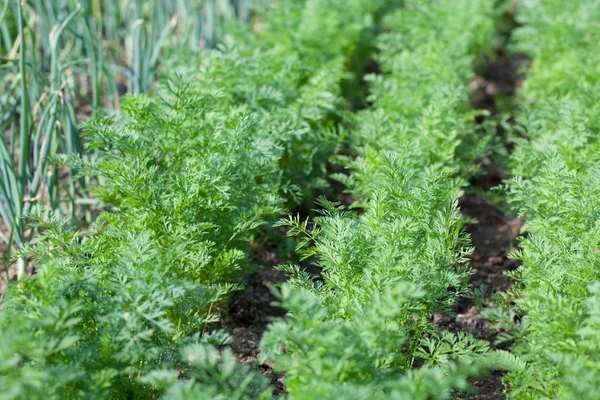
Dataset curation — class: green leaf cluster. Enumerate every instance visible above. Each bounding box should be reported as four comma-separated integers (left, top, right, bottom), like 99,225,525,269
159,41,345,204
260,1,514,398
0,81,282,397
493,0,600,398
348,0,498,184
0,0,398,398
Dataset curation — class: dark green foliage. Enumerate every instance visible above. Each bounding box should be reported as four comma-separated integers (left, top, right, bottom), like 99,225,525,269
160,41,346,205
162,345,273,399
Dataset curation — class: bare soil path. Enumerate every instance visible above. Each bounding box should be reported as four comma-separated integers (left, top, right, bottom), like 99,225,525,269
436,40,528,398
226,244,288,396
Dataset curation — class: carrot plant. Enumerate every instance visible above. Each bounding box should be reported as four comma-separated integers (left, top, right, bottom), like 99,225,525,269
486,0,600,398
159,42,344,205
0,76,285,397
346,0,497,186
161,0,405,205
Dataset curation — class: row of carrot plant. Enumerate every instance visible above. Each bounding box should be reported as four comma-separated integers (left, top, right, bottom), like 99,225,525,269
491,0,600,398
260,1,520,399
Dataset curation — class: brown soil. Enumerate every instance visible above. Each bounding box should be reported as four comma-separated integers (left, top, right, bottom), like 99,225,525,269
225,246,288,397
463,371,509,400
435,35,527,398
468,46,528,116
436,164,522,399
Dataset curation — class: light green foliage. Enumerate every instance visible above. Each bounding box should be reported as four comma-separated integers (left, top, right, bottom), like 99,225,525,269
275,165,472,321
254,0,405,108
161,0,408,203
11,0,600,398
262,283,502,400
258,0,397,72
510,100,600,179
499,160,600,398
512,0,600,114
260,1,510,398
510,0,600,176
82,78,285,284
510,0,600,179
0,77,286,397
493,0,600,398
0,0,246,269
160,41,346,203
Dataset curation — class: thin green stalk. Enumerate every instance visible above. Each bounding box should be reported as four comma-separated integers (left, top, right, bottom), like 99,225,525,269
14,0,30,277
0,0,10,54
16,0,29,202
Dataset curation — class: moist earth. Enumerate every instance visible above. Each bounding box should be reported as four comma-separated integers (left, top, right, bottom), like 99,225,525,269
226,247,288,397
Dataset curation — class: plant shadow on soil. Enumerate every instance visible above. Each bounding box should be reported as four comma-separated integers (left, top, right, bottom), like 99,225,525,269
225,244,289,396
224,177,355,397
437,165,523,400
